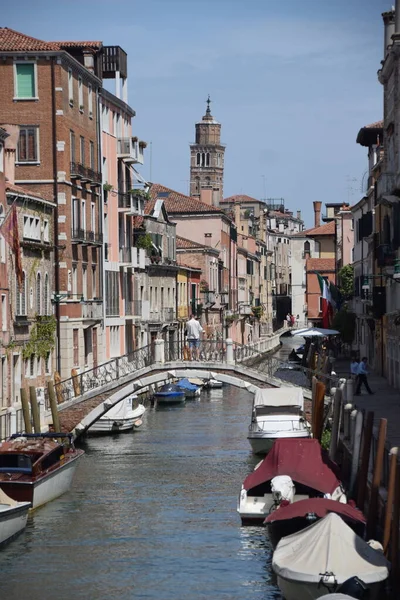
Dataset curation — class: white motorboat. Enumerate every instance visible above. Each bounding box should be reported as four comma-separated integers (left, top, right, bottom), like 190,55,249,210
272,513,389,600
89,395,146,433
0,488,30,546
247,388,311,455
204,379,222,389
238,438,346,524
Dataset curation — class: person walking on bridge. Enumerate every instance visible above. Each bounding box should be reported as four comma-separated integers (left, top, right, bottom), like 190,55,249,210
355,357,374,396
186,315,204,361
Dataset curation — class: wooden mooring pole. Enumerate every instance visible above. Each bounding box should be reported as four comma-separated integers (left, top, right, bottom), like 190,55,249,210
383,447,398,557
357,411,374,512
391,461,400,594
20,388,32,434
29,386,41,434
366,418,387,540
47,381,61,433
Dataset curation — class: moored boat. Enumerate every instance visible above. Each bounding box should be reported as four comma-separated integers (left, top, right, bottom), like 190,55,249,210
265,497,366,547
89,395,146,434
154,383,185,404
204,379,222,389
0,488,30,547
0,433,84,509
272,513,389,600
238,438,346,525
247,388,311,455
176,378,201,399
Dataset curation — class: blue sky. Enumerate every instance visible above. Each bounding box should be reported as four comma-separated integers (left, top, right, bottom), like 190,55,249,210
3,0,390,226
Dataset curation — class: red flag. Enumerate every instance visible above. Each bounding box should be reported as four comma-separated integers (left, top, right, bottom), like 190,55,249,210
0,204,23,286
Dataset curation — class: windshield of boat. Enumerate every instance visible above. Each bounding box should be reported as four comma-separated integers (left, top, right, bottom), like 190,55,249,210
254,406,302,416
0,453,34,473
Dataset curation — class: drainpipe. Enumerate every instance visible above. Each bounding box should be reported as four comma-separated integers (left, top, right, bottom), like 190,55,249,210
51,58,61,374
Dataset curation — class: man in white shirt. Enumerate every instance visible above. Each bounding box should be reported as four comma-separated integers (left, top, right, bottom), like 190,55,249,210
355,357,374,395
350,358,359,381
186,315,204,360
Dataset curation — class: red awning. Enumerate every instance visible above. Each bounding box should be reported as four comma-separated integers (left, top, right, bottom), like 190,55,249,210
243,439,341,495
264,497,365,524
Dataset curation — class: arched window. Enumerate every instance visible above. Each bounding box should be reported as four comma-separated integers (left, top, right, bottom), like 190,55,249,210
36,273,41,315
196,152,200,166
205,176,211,187
195,177,200,193
16,271,27,316
0,205,5,263
44,273,49,315
206,153,210,166
303,241,310,256
201,153,205,167
383,215,391,245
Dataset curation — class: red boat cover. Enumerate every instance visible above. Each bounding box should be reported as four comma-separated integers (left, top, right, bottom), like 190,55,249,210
264,497,366,524
243,439,341,494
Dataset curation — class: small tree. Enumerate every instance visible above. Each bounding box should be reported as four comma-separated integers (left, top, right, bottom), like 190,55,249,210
136,233,153,252
338,264,354,300
332,307,356,345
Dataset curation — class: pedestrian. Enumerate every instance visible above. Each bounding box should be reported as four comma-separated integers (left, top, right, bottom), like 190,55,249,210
355,357,374,395
350,356,359,386
286,313,292,328
186,314,204,361
291,314,296,327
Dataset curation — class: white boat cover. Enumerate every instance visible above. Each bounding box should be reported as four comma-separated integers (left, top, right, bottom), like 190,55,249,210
101,395,140,420
319,596,357,599
253,388,304,410
271,475,295,504
273,513,389,585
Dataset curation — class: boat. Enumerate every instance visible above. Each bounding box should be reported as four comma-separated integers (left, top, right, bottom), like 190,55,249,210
247,388,311,455
264,497,366,547
188,377,204,387
272,513,389,600
0,488,30,547
154,383,185,404
176,378,201,399
238,438,346,524
204,379,222,389
89,395,146,434
0,433,84,509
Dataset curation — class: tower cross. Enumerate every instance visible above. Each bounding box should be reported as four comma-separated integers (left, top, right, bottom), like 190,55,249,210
206,95,211,114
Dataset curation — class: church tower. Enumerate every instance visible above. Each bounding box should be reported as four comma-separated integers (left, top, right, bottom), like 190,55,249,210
190,97,225,206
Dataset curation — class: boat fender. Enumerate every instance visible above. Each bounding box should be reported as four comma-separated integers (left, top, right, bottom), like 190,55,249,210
134,419,143,428
239,488,247,507
367,539,384,553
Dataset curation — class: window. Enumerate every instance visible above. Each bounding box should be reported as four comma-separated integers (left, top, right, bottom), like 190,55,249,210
17,127,39,163
105,272,119,316
70,130,75,164
36,355,41,377
72,198,80,233
92,266,97,298
23,215,40,240
68,69,74,104
82,266,87,300
196,152,200,166
110,326,120,357
72,264,77,295
73,329,79,366
29,355,35,377
78,77,83,110
81,200,86,231
44,273,49,315
88,84,93,117
36,273,41,315
90,141,95,170
206,152,210,166
1,295,6,332
80,136,85,165
91,202,96,234
15,63,36,99
16,272,27,316
0,205,5,263
43,219,49,243
45,352,51,374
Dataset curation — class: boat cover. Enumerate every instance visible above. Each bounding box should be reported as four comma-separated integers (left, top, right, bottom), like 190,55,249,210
176,378,198,392
102,395,139,419
243,439,341,494
188,378,204,386
319,596,358,599
265,498,366,525
272,513,389,584
253,388,304,410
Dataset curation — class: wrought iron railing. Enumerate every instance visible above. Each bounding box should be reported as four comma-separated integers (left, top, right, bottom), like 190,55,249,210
164,339,226,363
55,344,154,405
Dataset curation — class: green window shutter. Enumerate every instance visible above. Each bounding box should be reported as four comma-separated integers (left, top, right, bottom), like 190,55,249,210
16,64,35,98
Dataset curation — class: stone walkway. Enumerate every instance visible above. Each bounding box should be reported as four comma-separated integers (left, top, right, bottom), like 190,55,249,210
334,357,400,448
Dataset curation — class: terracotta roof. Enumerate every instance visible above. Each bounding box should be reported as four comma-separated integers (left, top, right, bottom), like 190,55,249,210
5,182,43,199
294,220,335,237
365,120,383,129
306,258,336,272
54,41,102,49
177,261,202,272
176,236,205,249
150,183,222,214
223,194,261,204
0,27,60,51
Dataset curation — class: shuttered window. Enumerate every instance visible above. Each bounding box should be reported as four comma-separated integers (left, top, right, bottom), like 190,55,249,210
15,63,36,98
17,127,38,162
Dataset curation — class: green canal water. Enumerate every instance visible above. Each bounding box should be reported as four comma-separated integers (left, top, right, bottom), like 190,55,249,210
0,385,282,600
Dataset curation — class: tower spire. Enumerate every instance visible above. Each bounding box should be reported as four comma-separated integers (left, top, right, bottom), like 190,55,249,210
206,94,211,116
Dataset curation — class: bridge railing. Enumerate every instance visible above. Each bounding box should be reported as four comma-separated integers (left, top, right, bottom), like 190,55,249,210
165,339,226,362
55,345,154,405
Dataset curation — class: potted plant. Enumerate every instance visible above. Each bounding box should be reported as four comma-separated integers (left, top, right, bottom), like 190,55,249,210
79,104,84,112
200,279,209,293
103,182,113,193
129,189,151,202
225,313,238,326
136,233,153,252
251,306,264,320
139,140,148,149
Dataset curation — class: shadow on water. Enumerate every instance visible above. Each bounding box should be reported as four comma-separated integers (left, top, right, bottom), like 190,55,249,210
0,385,282,600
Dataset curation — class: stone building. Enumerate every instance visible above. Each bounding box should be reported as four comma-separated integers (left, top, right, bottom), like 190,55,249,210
189,98,225,207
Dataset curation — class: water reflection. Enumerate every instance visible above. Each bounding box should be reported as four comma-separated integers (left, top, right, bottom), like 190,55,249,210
0,384,282,600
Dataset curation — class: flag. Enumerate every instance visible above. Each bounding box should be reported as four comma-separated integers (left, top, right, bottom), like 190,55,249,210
317,273,333,328
0,204,23,286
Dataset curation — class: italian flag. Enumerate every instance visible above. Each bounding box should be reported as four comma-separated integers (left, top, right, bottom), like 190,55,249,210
317,273,333,328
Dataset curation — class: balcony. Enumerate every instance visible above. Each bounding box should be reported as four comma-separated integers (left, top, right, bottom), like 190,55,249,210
82,300,103,320
70,162,86,179
202,291,216,307
118,191,144,216
119,246,132,264
102,46,128,79
219,292,229,306
72,229,103,245
70,162,101,185
117,138,143,164
86,167,102,186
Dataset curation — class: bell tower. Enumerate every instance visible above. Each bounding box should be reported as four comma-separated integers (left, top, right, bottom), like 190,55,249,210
190,96,225,206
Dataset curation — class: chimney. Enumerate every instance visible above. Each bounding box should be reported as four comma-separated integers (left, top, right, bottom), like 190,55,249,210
313,201,322,228
200,186,213,206
297,210,302,221
383,10,395,56
1,124,19,185
83,51,95,73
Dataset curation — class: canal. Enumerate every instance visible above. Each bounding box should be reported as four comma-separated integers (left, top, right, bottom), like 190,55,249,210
0,385,282,600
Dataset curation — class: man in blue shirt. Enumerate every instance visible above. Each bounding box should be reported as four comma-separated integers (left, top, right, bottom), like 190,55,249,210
355,357,374,395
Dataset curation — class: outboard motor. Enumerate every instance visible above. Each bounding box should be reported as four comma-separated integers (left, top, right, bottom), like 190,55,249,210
271,475,295,506
337,576,368,599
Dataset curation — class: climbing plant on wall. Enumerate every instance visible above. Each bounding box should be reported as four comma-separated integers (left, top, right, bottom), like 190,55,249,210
22,315,57,359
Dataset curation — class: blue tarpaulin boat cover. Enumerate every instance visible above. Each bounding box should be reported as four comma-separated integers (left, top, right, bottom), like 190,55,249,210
176,378,198,392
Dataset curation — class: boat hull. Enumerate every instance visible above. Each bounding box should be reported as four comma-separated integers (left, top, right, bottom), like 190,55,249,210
184,389,201,399
89,404,146,434
0,450,84,509
0,502,30,546
155,392,185,404
277,576,384,600
248,430,311,456
238,492,310,525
